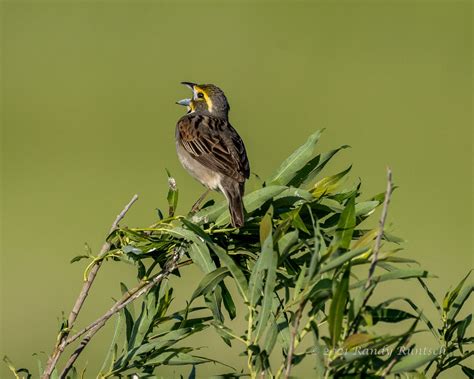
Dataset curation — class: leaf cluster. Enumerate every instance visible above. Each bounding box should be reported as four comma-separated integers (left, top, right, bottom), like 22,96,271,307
5,131,472,379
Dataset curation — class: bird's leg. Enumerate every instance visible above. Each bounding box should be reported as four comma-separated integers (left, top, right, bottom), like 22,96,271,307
190,189,211,214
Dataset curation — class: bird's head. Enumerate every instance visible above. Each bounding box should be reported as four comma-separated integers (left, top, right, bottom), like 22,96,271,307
176,82,230,118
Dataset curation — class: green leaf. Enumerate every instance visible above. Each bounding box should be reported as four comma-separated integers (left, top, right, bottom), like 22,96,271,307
249,231,274,307
300,145,350,187
367,306,416,324
211,321,240,342
307,205,322,281
204,288,224,325
334,195,356,250
291,211,310,234
417,278,442,314
135,326,207,356
192,199,227,224
145,350,213,366
312,165,351,198
268,130,323,185
166,227,221,325
190,267,230,303
342,333,373,350
274,187,314,202
446,273,473,321
293,264,307,300
119,283,135,343
254,248,277,342
263,315,279,355
310,322,326,379
307,278,333,305
66,367,77,379
259,209,273,246
457,314,472,345
188,365,196,379
355,201,379,217
209,243,249,303
320,246,369,274
403,298,440,339
390,352,438,374
124,287,162,355
99,314,122,376
443,271,471,312
461,365,474,378
351,269,431,289
182,221,230,325
276,316,291,354
328,267,350,347
33,353,43,378
220,283,236,320
181,218,213,243
70,255,89,264
50,369,59,379
188,242,216,274
215,186,287,225
278,230,299,253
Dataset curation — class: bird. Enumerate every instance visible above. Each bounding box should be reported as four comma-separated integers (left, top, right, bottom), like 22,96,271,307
175,82,250,228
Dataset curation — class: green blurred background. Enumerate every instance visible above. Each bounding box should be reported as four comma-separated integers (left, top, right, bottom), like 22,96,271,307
1,1,472,378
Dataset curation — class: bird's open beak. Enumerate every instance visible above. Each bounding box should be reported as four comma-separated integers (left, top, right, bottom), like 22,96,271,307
176,98,191,106
181,81,197,90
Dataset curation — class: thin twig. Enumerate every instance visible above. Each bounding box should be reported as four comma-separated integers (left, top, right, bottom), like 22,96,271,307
60,248,184,378
42,194,139,379
65,252,188,346
365,168,392,290
284,300,306,379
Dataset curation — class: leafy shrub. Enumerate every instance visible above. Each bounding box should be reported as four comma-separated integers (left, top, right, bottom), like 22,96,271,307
5,131,472,378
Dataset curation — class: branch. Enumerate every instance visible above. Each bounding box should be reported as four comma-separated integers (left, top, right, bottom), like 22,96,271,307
60,248,184,378
284,300,306,379
42,194,139,379
365,168,393,290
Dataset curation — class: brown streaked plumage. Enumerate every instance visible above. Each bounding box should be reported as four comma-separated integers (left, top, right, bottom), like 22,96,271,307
176,82,250,227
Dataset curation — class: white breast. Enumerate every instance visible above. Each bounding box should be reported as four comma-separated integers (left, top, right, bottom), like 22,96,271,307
176,142,222,191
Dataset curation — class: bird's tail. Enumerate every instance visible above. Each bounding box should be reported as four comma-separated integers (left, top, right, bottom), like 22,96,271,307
224,180,245,228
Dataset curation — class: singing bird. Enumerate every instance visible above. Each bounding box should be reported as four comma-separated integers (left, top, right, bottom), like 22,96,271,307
175,82,250,228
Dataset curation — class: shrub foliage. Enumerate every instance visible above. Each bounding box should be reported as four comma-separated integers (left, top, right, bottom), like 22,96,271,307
5,131,473,379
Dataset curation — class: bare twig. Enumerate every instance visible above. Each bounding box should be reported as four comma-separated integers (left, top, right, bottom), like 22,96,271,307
284,300,306,379
42,194,139,379
365,168,393,290
60,248,184,378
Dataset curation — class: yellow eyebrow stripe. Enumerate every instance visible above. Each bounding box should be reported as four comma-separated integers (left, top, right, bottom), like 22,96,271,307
195,86,213,112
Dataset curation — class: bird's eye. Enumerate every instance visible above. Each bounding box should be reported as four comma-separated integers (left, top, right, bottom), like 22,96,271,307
197,92,204,99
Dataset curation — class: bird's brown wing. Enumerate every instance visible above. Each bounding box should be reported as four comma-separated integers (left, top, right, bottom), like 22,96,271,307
176,114,250,182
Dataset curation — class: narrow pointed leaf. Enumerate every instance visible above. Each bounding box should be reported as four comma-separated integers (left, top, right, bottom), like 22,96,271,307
320,246,369,274
328,267,350,347
190,267,230,303
215,186,287,225
312,165,352,198
209,243,249,302
447,281,473,321
269,130,323,185
351,269,431,289
334,196,356,250
255,247,277,342
390,352,438,374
